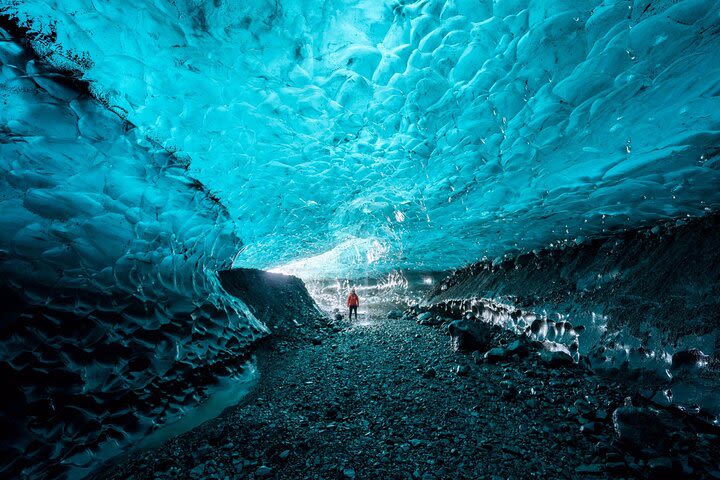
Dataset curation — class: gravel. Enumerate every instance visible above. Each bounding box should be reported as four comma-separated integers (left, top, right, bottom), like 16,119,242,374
92,307,720,480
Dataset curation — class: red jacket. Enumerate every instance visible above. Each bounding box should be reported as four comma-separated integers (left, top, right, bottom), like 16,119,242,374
347,293,359,307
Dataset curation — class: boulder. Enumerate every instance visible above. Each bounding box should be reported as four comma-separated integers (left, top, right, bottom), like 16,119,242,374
417,313,443,326
671,348,709,370
417,312,433,322
611,406,678,455
506,337,532,357
539,349,574,367
387,310,403,319
447,320,498,352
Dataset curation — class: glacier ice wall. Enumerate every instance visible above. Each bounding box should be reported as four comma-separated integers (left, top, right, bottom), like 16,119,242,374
4,0,720,276
3,0,720,475
0,25,265,479
424,212,720,418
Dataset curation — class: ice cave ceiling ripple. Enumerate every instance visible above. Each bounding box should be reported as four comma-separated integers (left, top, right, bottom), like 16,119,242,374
4,0,720,275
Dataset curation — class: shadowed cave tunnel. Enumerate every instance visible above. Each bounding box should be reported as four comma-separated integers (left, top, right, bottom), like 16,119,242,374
1,1,720,479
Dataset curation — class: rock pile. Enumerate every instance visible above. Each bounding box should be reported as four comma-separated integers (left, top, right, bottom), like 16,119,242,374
404,304,720,479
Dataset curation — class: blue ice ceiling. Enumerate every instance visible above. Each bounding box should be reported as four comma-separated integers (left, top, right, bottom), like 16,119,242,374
4,0,720,277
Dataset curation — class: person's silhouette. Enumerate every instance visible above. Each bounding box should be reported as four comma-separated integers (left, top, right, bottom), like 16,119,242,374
346,288,359,321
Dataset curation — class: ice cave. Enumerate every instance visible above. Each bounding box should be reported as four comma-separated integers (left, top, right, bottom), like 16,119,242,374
1,0,720,478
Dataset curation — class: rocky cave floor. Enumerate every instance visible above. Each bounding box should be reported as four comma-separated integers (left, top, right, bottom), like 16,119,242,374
93,307,720,480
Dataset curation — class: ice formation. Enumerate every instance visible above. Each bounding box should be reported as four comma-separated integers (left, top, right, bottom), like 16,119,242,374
0,25,265,478
425,212,720,421
2,0,720,477
4,0,720,276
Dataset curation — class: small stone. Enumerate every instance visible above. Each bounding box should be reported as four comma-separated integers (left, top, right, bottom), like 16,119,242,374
580,422,601,435
605,452,623,463
455,364,470,376
605,462,627,473
255,465,273,477
499,380,515,390
500,389,515,400
575,464,604,475
342,467,356,479
325,405,339,419
444,408,459,419
648,457,673,472
483,347,507,363
278,450,290,460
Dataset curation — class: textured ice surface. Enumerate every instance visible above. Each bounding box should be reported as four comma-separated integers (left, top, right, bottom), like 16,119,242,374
4,0,720,276
0,28,265,479
3,0,720,476
425,213,720,420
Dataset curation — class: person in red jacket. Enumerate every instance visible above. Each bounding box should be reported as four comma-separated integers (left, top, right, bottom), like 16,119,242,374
347,288,359,321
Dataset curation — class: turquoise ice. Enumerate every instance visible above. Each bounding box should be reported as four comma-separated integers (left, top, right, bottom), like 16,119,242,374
4,0,720,277
3,1,720,477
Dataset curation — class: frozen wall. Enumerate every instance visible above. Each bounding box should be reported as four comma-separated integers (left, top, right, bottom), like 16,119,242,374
2,0,720,476
3,0,720,276
424,212,720,419
0,25,265,479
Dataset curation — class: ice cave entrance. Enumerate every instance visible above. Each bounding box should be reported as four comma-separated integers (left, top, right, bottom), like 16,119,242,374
265,238,440,325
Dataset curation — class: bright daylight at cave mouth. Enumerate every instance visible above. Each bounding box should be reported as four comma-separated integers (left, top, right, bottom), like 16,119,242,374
1,0,720,479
